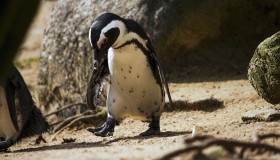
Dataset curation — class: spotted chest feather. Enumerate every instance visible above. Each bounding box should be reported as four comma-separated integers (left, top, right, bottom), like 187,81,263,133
107,44,164,121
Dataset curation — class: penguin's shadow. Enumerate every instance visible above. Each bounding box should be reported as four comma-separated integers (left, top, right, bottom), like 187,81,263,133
104,130,191,145
164,98,224,112
8,131,190,153
10,141,107,153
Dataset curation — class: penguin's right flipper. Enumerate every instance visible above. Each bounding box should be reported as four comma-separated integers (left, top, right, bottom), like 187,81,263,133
0,139,13,150
4,79,19,132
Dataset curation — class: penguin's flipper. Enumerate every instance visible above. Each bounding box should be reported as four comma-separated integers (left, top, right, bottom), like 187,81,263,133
87,51,109,110
0,139,13,150
147,41,173,104
87,68,101,110
4,80,19,132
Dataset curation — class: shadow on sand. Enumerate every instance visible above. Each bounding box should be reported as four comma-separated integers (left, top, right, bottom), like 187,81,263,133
9,141,106,153
105,131,191,145
164,98,224,113
4,130,191,153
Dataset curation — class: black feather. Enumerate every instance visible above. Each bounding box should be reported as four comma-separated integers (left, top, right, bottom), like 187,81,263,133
5,66,49,140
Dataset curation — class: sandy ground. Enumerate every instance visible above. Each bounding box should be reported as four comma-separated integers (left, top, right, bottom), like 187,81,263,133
1,73,280,159
1,1,280,160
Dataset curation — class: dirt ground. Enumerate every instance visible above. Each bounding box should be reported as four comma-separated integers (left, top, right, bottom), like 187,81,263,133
1,1,280,160
1,71,280,159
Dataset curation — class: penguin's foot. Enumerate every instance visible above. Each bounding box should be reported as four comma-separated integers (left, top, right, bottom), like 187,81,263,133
140,117,160,136
140,127,160,136
87,118,116,137
0,139,13,151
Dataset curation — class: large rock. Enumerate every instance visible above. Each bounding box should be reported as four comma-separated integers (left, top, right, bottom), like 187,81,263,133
39,0,280,110
38,0,182,110
248,32,280,104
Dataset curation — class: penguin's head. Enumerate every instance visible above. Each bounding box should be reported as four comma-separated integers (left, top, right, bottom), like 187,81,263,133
89,13,125,63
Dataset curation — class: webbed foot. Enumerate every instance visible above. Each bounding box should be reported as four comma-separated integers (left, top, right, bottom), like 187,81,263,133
0,139,13,151
140,117,160,136
88,118,116,137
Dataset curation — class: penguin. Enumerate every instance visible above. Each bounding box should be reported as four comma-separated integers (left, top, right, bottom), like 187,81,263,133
86,13,172,137
0,66,49,150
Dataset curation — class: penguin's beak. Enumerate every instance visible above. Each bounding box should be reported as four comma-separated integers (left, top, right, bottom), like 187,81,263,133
97,37,108,50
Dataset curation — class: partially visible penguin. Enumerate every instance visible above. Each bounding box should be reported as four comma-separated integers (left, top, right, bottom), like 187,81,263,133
0,66,49,150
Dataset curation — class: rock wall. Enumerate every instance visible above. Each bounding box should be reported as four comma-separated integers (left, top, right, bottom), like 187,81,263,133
39,0,280,109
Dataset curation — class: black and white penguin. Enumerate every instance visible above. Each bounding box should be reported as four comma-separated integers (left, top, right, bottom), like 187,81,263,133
87,13,172,137
0,66,49,150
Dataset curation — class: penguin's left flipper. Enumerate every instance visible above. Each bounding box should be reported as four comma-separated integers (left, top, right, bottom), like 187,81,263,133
0,139,13,150
4,79,20,132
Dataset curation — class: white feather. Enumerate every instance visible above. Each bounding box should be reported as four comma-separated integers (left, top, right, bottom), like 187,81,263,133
107,44,164,121
88,27,92,47
0,87,20,141
89,20,99,47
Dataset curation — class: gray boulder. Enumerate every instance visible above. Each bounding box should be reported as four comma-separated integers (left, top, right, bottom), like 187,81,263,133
38,0,175,109
248,32,280,104
39,0,280,111
38,0,189,109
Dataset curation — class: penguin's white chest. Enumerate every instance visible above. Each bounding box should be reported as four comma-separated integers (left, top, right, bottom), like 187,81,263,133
107,44,164,120
0,87,19,140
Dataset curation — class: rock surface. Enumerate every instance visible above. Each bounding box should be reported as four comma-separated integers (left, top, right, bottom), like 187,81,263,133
248,32,280,104
242,106,280,122
39,0,280,110
38,0,180,109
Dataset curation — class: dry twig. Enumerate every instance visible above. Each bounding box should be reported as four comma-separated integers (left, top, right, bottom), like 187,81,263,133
44,102,86,118
161,134,280,160
53,108,107,134
256,133,280,142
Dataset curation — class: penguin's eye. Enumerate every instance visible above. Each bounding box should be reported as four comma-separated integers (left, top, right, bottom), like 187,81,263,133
103,38,108,43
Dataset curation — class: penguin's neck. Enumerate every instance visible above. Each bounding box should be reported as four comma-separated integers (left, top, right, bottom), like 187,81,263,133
113,32,148,50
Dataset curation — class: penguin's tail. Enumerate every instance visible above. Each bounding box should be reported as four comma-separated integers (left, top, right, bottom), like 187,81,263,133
19,105,49,139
